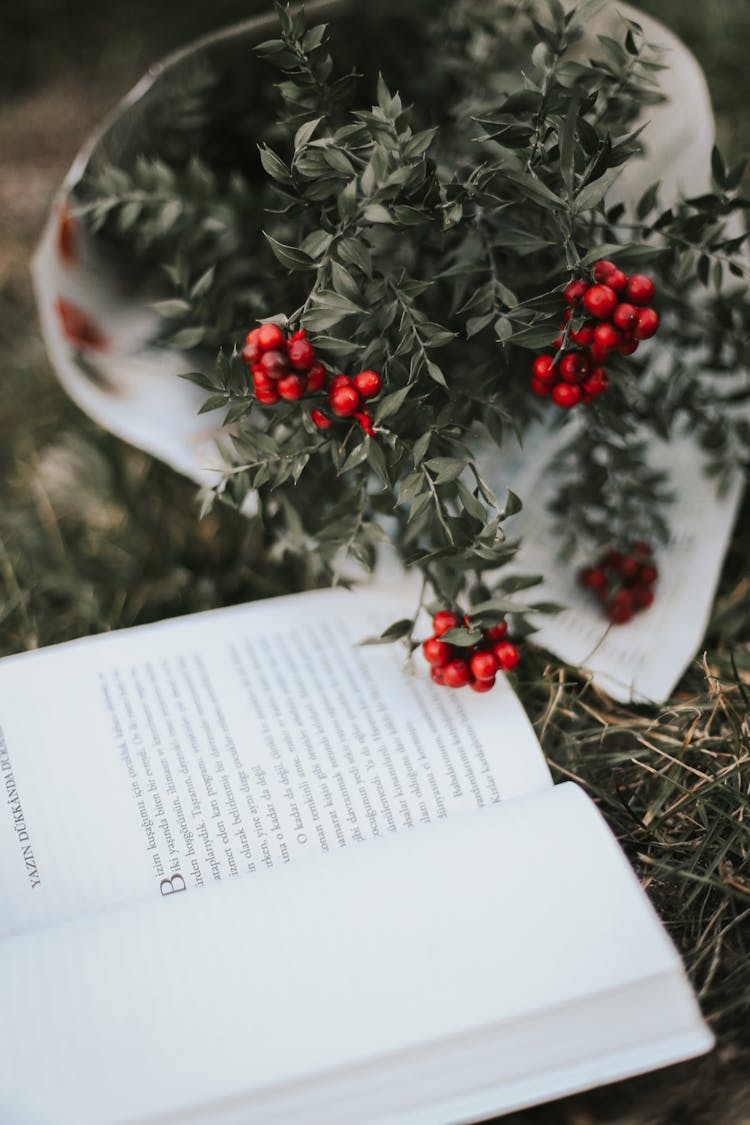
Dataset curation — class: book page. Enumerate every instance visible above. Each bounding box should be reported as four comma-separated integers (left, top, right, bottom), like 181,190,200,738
0,783,711,1125
0,587,550,939
481,423,744,703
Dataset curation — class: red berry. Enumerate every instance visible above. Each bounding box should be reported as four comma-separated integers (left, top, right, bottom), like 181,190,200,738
260,349,290,379
355,411,375,436
618,335,639,356
627,274,655,306
559,352,589,384
607,590,634,625
433,611,460,637
306,362,328,391
640,564,659,585
329,374,352,393
620,556,641,583
431,666,446,686
552,334,564,350
423,637,453,667
443,660,472,688
493,641,520,671
563,308,573,324
485,621,508,642
634,308,659,340
631,586,655,610
592,323,621,353
570,324,593,347
470,676,495,693
255,388,279,406
470,650,498,682
252,369,275,393
532,355,558,384
582,367,608,398
531,377,552,396
353,370,382,400
588,343,609,364
583,285,618,319
257,323,285,352
632,540,652,556
564,279,588,305
552,382,583,409
592,259,617,283
606,269,628,293
579,566,607,593
613,303,639,332
242,328,263,364
277,373,307,401
330,385,361,417
287,336,316,372
603,549,623,569
310,408,333,430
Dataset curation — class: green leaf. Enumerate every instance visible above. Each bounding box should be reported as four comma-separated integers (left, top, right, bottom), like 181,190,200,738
502,489,523,517
510,321,560,349
258,145,292,183
494,316,513,343
412,431,431,467
198,393,228,415
360,618,413,645
341,438,370,473
363,203,393,224
190,266,215,300
402,127,438,159
302,307,349,331
170,327,206,349
399,472,425,503
439,627,482,648
425,360,447,386
264,232,315,271
338,239,373,277
294,116,323,151
152,298,192,319
711,145,727,189
309,335,363,358
575,169,622,212
178,370,218,392
330,260,360,302
311,290,363,316
425,457,464,484
568,0,611,31
503,170,563,209
374,384,411,422
366,438,389,486
559,95,580,194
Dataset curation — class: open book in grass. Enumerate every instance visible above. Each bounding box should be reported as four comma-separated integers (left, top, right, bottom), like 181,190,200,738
0,587,712,1124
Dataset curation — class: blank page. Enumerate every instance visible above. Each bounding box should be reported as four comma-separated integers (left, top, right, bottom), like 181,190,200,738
0,783,710,1125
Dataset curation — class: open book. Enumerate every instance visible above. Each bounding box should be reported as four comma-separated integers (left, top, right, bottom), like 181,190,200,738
0,588,712,1124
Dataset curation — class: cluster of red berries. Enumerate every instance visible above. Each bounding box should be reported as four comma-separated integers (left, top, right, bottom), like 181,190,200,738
241,323,382,434
242,323,325,404
578,542,658,624
309,369,382,434
531,259,659,409
422,611,520,693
